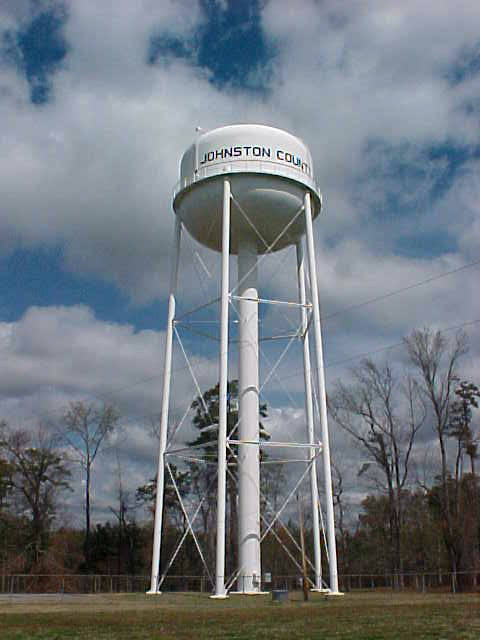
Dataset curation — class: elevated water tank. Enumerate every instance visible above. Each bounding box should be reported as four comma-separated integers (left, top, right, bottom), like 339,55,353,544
173,124,322,254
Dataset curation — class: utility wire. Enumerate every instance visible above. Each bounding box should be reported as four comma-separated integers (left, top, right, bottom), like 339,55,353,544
3,259,479,428
324,257,480,322
89,255,480,404
9,316,480,432
280,316,480,377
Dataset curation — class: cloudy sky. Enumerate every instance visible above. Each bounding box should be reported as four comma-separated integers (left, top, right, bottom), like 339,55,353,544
1,0,479,528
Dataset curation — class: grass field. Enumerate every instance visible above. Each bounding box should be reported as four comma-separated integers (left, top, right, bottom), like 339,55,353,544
0,591,479,639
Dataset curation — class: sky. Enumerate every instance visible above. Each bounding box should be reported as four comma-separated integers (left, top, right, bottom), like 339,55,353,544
0,0,479,532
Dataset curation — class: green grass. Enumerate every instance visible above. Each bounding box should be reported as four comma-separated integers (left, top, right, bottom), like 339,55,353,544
0,591,479,639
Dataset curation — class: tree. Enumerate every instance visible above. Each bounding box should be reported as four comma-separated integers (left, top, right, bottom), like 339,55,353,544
62,401,119,570
0,424,71,567
136,464,190,527
136,464,192,577
404,328,468,587
351,488,447,581
0,422,16,573
448,380,480,586
188,380,268,571
330,358,425,586
332,463,350,580
0,455,12,513
449,381,480,477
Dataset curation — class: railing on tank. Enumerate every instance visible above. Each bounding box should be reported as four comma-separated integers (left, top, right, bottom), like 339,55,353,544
172,159,321,201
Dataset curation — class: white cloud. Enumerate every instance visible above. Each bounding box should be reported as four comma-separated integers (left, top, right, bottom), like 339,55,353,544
1,0,480,526
1,0,478,302
0,303,221,521
260,0,480,239
0,305,162,411
0,0,37,27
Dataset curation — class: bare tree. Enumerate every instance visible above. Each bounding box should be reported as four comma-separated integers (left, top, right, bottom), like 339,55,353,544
404,328,467,588
0,421,12,514
332,462,350,582
62,401,119,570
0,423,71,567
330,359,425,586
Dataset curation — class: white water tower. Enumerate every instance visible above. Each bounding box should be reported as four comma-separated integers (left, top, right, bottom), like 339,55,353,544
149,124,340,597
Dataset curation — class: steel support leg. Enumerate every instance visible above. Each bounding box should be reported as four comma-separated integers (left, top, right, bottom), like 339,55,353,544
148,216,182,594
303,192,341,594
212,178,231,599
296,239,323,591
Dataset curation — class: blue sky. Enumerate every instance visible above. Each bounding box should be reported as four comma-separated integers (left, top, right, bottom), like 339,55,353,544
1,0,479,524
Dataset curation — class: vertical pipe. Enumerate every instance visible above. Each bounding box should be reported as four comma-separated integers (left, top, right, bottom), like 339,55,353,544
303,191,340,594
212,178,231,598
296,239,323,591
237,237,261,593
148,216,182,594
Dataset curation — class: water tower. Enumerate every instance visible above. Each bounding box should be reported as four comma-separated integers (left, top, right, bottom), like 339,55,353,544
148,124,340,597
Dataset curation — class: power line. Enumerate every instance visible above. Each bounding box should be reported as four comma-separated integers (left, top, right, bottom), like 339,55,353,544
2,258,479,428
270,317,480,381
324,257,480,322
8,316,480,432
51,256,480,409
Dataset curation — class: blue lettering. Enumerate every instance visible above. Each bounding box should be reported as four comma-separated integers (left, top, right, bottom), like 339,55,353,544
301,162,310,174
200,145,308,168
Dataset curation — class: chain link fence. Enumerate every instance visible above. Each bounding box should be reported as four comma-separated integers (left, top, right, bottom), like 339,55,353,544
1,571,478,594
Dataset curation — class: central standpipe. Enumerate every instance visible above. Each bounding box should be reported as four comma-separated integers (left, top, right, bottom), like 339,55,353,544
237,238,261,593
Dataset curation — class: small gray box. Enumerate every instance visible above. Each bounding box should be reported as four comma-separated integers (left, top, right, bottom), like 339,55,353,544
272,590,288,603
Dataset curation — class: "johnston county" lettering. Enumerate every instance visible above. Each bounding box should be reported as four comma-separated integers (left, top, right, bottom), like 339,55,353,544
199,145,311,176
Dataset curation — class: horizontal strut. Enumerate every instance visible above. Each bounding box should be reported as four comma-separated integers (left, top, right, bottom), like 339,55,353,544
227,439,323,450
231,294,311,309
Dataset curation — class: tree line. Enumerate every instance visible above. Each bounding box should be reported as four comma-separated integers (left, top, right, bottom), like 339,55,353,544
0,327,478,591
331,327,479,590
